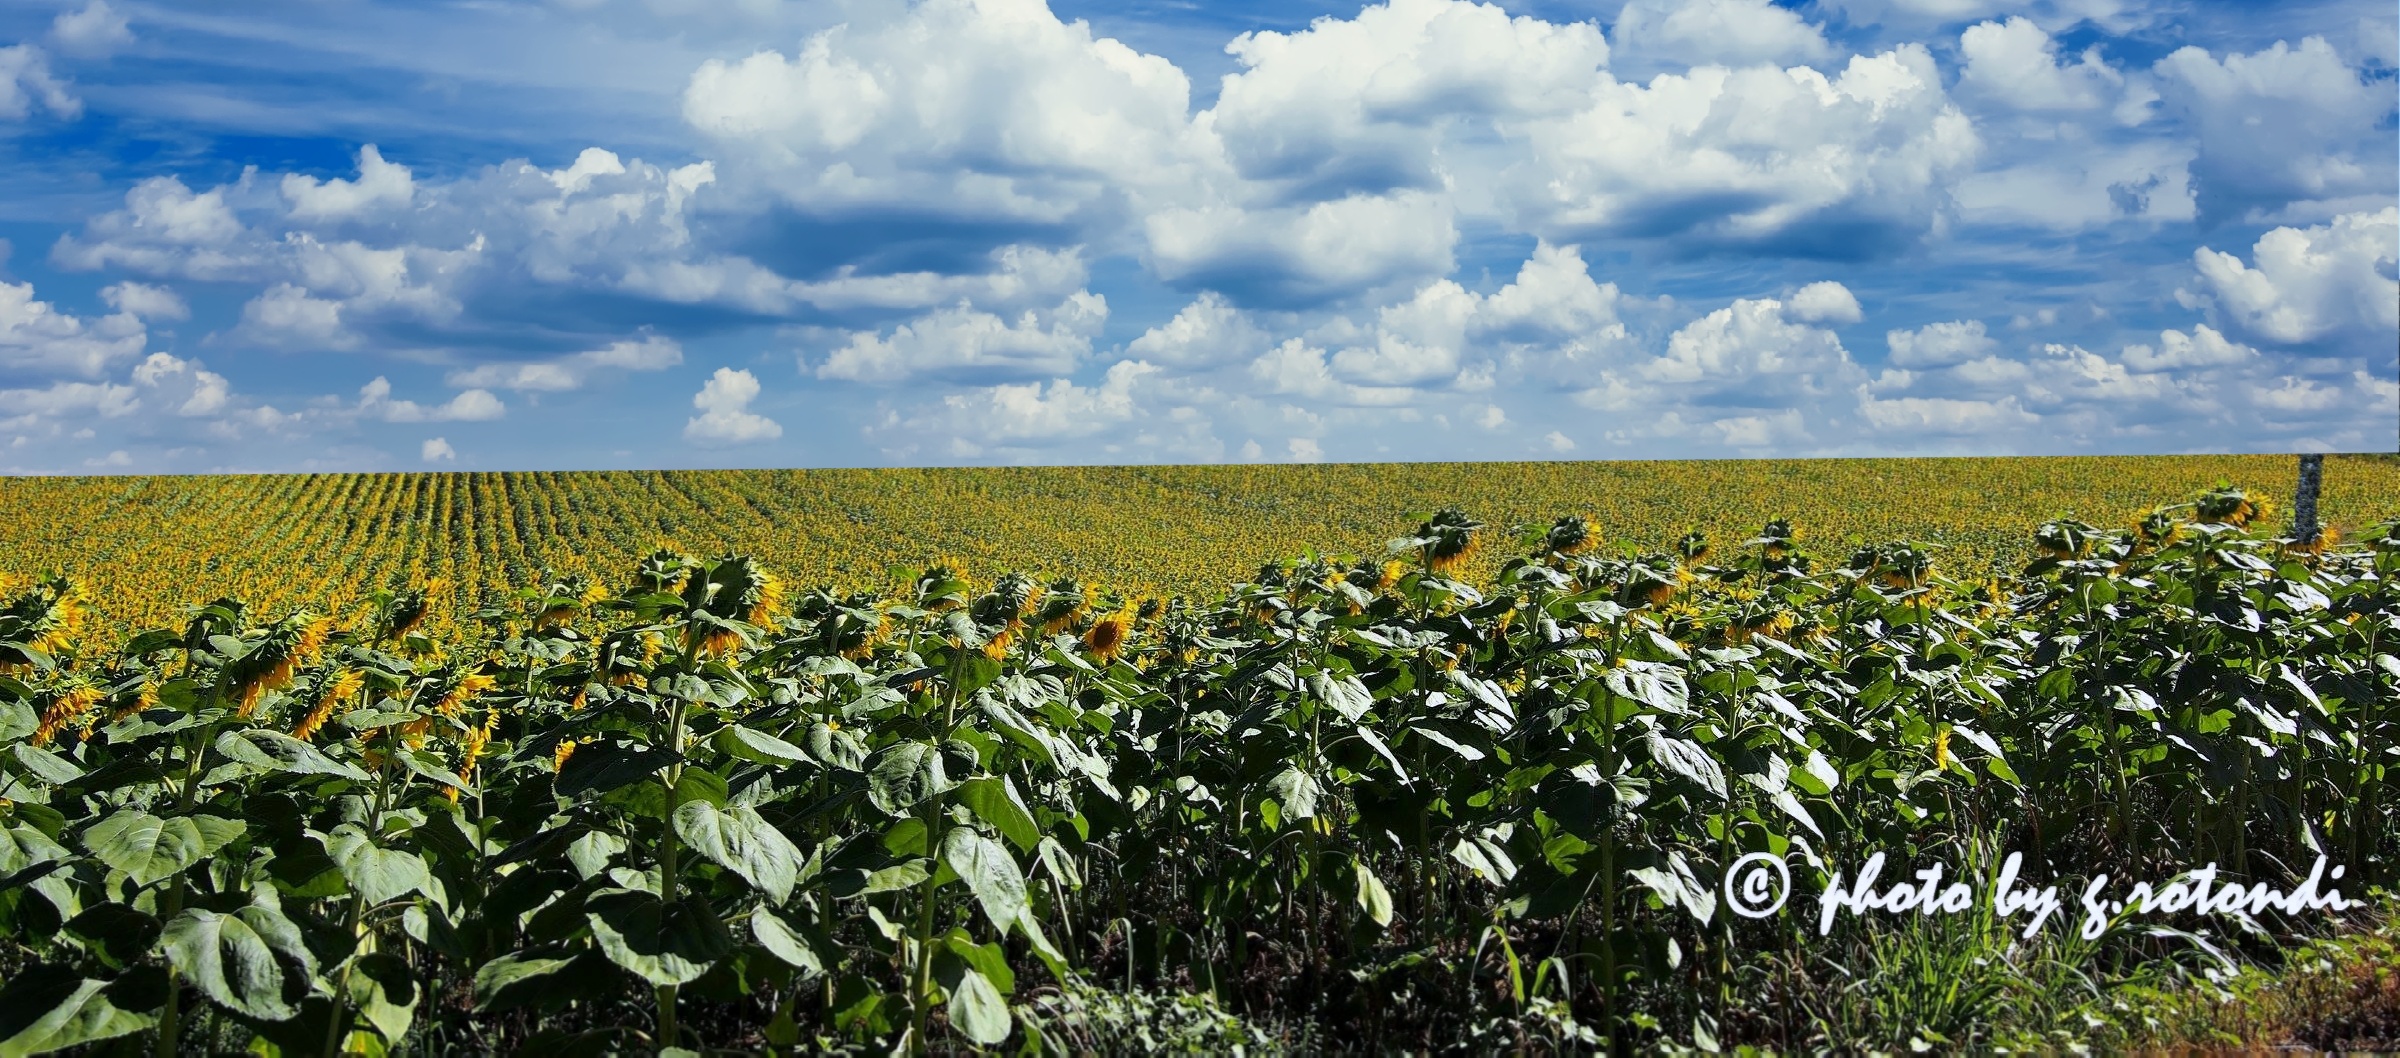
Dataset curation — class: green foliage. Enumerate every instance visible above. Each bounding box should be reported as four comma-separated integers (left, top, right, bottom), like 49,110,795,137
0,491,2393,1052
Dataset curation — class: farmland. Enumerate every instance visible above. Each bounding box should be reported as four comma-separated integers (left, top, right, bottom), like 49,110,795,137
2,474,2396,1053
4,454,2399,638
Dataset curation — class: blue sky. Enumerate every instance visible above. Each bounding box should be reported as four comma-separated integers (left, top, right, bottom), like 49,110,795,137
0,0,2392,473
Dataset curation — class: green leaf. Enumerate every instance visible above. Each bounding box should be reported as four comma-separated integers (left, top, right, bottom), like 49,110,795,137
1266,767,1320,820
673,801,802,904
161,904,316,1021
9,745,79,786
750,908,823,977
584,889,732,986
471,949,575,1013
957,777,1040,852
324,825,435,907
866,740,949,818
1354,860,1394,928
1645,733,1726,800
347,952,418,1044
212,730,370,780
946,967,1012,1046
81,812,244,887
0,976,151,1058
940,828,1027,933
63,904,162,963
1308,671,1375,723
715,725,808,766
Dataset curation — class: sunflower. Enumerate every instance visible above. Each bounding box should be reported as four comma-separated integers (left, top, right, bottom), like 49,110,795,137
1035,578,1088,636
446,709,501,802
1544,515,1598,557
432,671,498,716
292,668,365,741
31,684,103,747
1083,607,1135,662
553,734,596,771
1415,508,1485,575
1,576,83,671
231,612,336,718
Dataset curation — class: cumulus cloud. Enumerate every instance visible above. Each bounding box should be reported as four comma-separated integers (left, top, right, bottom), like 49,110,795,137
283,145,417,220
1510,46,1979,256
922,359,1159,453
130,353,231,416
0,44,77,120
1143,191,1458,307
2154,37,2393,222
1609,0,1832,72
0,278,148,376
356,377,506,422
684,366,781,445
2181,207,2399,348
1957,17,2121,111
2119,325,2256,372
421,437,456,462
682,0,1207,227
1125,292,1270,370
51,1,132,58
818,291,1106,384
448,334,683,392
101,282,189,321
1209,0,1608,197
1786,281,1864,324
1885,319,1997,366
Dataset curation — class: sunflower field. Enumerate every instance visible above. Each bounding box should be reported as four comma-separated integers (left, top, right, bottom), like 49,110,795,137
2,479,2396,1054
5,454,2399,642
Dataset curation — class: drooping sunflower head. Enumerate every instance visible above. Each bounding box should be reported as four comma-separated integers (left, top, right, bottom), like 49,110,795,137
2134,507,2182,548
31,682,104,747
915,558,974,612
1544,515,1597,557
2032,519,2100,560
2193,485,2259,529
636,549,698,595
1415,508,1486,575
0,575,83,668
1034,577,1088,635
432,670,499,716
230,611,336,717
1676,530,1713,565
372,586,430,643
290,667,364,742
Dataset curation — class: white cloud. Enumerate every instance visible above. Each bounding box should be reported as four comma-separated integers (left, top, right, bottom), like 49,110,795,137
819,292,1106,384
101,282,189,321
283,145,417,220
0,44,78,120
682,0,1207,225
1511,47,1979,254
130,353,231,416
1610,0,1832,72
1544,429,1575,451
52,2,132,58
1885,319,1997,367
920,358,1160,452
0,278,147,376
2119,325,2255,372
1209,0,1609,194
1957,17,2121,111
1143,191,1457,305
421,437,457,462
2182,207,2399,347
684,366,781,445
1125,292,1269,370
1286,436,1325,462
448,334,684,391
1786,281,1863,324
356,377,506,423
237,283,353,350
2154,37,2393,221
0,380,137,421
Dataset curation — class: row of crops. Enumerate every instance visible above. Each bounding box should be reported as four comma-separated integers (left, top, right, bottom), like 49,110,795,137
6,455,2398,640
1,484,2395,1053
